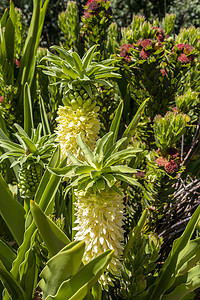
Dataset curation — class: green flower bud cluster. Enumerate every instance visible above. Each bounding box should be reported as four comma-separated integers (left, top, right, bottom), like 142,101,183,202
62,86,97,111
18,160,43,199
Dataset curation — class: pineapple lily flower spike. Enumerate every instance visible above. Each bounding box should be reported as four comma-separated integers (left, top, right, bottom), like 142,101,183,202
39,45,121,161
49,132,143,286
0,123,56,199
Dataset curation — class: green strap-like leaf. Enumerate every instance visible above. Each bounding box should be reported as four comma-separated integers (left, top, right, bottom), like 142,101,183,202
149,204,200,300
0,174,25,246
120,99,148,150
77,134,95,168
0,239,16,271
30,201,70,257
104,148,143,167
82,45,97,70
94,132,113,163
45,249,113,300
105,101,124,153
40,241,85,299
39,96,51,135
0,260,27,300
24,83,34,138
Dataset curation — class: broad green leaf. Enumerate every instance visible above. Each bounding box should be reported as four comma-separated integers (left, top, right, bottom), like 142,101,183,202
46,249,113,300
34,146,61,204
39,96,51,135
72,52,83,73
82,45,97,69
149,204,200,300
177,238,200,275
74,166,94,174
105,101,124,152
0,260,27,300
94,132,113,163
102,174,116,187
48,166,75,177
19,238,39,300
120,99,148,150
0,140,24,153
0,239,16,271
77,134,95,167
23,83,34,138
114,174,141,187
102,165,138,174
40,241,85,298
104,148,143,167
162,265,200,300
30,201,70,257
9,148,63,283
104,137,127,162
50,46,75,66
0,174,25,246
20,136,37,153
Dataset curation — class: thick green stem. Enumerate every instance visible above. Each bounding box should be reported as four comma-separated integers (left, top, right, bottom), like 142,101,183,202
123,208,148,258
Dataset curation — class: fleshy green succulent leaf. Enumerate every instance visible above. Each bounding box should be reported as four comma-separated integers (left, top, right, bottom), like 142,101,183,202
30,201,70,257
114,174,141,187
0,260,27,300
105,101,124,152
45,249,113,300
50,46,75,66
104,148,143,167
104,137,127,161
39,96,51,135
0,174,25,246
67,152,84,166
72,52,83,73
24,83,34,138
74,166,94,174
62,62,79,79
94,132,113,163
102,165,138,174
0,239,16,271
121,99,148,150
149,204,200,300
0,140,25,153
20,136,37,153
102,174,116,187
82,45,98,69
48,165,76,177
77,134,95,168
39,241,85,299
32,123,43,144
162,265,200,300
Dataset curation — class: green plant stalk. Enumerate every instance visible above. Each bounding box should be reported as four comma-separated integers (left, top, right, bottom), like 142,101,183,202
123,208,148,258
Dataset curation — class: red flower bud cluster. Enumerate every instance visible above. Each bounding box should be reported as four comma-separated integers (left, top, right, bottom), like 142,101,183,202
119,43,134,62
164,160,178,174
0,96,3,103
171,43,194,64
14,58,20,68
152,26,165,42
136,35,164,60
160,68,168,77
84,0,111,19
